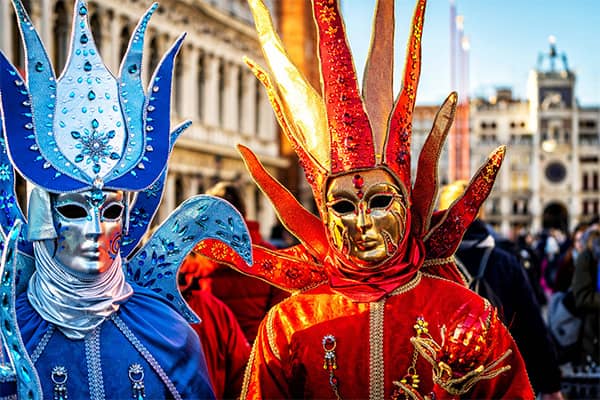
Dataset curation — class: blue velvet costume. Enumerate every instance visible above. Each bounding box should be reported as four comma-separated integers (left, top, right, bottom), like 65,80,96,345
0,1,253,398
16,286,212,399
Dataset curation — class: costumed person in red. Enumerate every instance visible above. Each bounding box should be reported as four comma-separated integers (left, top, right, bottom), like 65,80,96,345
196,0,535,398
183,289,251,399
181,181,288,343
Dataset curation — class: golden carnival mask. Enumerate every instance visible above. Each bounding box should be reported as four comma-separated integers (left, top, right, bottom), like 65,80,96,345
326,169,408,267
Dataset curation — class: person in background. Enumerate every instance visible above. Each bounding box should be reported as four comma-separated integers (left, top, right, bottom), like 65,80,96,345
180,286,251,399
571,227,600,367
440,181,564,400
554,222,589,293
181,181,288,343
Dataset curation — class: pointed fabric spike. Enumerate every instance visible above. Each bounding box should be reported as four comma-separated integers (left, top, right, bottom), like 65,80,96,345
244,57,328,213
121,122,186,259
106,34,186,191
0,220,43,399
0,116,30,255
363,0,394,159
10,0,56,165
119,3,158,140
411,92,457,237
385,0,427,190
0,52,86,193
312,0,375,173
247,0,329,170
238,145,329,259
424,146,506,259
194,240,328,292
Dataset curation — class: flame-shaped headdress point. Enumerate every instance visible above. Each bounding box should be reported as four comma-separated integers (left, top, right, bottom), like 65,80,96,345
0,0,185,193
247,0,426,213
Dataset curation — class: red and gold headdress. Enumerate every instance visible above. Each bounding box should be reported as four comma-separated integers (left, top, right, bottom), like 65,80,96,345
197,0,505,295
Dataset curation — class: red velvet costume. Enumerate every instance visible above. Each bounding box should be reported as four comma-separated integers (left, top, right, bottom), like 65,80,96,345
185,290,250,400
197,0,535,398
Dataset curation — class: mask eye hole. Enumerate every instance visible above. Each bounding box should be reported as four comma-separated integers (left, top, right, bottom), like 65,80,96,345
56,204,88,219
369,194,393,209
102,203,124,220
330,200,356,215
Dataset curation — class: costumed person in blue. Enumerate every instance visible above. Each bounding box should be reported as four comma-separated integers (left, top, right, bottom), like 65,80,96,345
0,1,252,399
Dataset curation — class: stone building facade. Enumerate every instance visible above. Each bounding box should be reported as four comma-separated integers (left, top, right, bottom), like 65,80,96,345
469,44,600,237
0,0,286,237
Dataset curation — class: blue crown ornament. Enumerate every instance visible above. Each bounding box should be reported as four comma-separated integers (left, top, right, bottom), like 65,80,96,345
1,0,181,193
0,2,253,397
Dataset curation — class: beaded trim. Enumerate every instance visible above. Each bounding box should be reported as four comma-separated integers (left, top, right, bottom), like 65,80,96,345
111,315,182,400
85,326,106,400
421,256,454,268
240,339,258,400
369,300,386,400
30,325,55,364
389,272,422,297
265,308,280,361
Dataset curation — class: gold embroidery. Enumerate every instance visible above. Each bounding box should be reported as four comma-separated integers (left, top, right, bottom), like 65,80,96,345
421,256,454,267
240,338,258,399
390,272,422,297
369,299,386,400
266,308,280,361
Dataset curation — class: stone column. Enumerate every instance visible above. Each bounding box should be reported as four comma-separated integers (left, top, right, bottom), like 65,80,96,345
244,182,256,220
158,173,176,222
108,13,124,73
40,0,53,56
240,71,257,136
0,1,13,59
203,54,220,127
571,107,581,225
181,45,199,120
223,61,240,132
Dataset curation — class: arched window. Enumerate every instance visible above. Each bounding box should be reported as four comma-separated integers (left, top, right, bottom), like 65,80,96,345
53,0,69,71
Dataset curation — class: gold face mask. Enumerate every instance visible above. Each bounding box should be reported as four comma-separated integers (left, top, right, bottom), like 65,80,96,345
325,169,407,267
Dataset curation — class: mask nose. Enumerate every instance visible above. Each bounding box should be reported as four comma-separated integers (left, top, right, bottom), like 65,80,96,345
84,210,102,237
356,203,372,233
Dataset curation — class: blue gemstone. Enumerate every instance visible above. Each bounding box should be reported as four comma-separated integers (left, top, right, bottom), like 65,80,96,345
93,164,101,174
71,131,81,139
84,61,92,71
128,64,138,74
35,62,44,72
80,34,89,44
88,91,96,100
79,5,88,15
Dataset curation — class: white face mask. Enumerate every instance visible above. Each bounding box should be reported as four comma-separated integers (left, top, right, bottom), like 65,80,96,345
51,190,124,276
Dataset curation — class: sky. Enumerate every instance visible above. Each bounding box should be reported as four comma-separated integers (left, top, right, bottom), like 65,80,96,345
341,0,600,106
